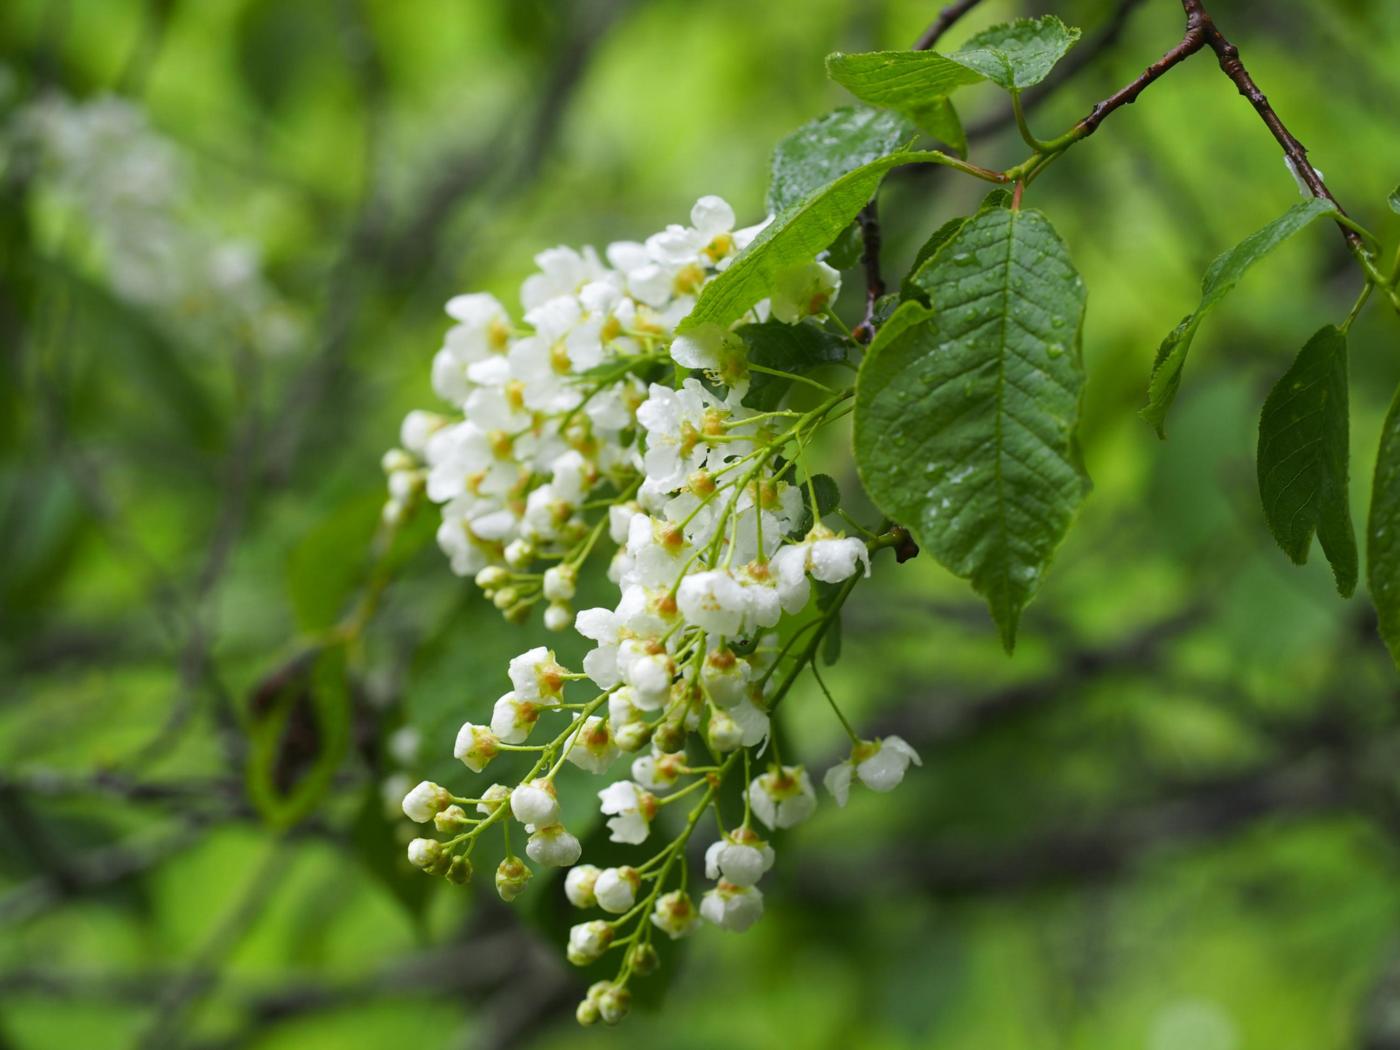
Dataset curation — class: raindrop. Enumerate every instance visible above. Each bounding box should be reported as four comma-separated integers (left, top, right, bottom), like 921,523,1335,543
1046,343,1064,359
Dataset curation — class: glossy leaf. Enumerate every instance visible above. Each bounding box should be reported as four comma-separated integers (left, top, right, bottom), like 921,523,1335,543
949,16,1081,90
854,209,1089,650
1256,325,1356,596
737,320,849,410
683,150,954,335
767,106,917,216
1368,383,1400,668
1142,197,1337,436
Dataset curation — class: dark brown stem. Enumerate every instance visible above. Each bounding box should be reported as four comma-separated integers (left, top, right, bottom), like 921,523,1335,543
913,0,985,51
852,201,884,344
1073,8,1208,137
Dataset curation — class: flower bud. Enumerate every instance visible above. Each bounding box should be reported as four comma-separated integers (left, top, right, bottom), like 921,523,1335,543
504,539,533,568
652,720,685,754
594,866,640,914
613,720,652,753
527,823,582,867
407,838,451,876
382,448,415,474
492,586,519,611
575,996,601,1027
567,920,614,965
706,707,742,753
434,804,471,833
544,602,572,631
628,942,659,976
475,782,510,815
453,723,499,772
446,853,474,885
650,889,698,939
495,856,532,901
565,864,601,908
474,565,510,591
510,779,560,827
543,564,577,602
597,983,631,1025
401,780,453,823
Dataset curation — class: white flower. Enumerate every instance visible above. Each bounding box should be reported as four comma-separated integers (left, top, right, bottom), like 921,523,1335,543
400,410,447,455
769,260,841,323
700,881,764,932
669,326,749,395
622,650,672,709
704,835,775,888
453,722,499,772
565,864,601,908
594,866,640,913
565,715,619,774
510,779,560,827
490,691,540,743
401,780,452,823
526,823,582,867
809,536,870,583
824,736,923,806
650,890,699,939
475,782,510,816
747,765,817,829
598,780,656,844
508,646,567,703
631,750,684,792
543,564,577,602
567,919,614,966
544,603,572,631
407,837,447,873
677,569,749,637
701,647,750,707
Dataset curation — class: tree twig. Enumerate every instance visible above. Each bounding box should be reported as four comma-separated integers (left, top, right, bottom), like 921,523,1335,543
913,0,985,52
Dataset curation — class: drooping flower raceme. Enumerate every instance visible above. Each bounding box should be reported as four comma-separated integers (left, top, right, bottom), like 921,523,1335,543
389,195,920,1026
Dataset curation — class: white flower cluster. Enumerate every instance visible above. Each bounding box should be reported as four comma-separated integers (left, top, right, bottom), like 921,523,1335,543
392,195,919,1027
7,91,298,354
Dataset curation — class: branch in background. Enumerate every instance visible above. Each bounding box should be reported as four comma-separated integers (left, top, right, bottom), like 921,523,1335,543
913,0,985,52
852,201,884,343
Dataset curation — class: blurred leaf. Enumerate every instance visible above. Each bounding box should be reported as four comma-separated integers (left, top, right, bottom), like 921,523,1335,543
826,49,983,110
683,150,953,334
823,221,863,271
350,787,431,925
737,320,848,411
766,106,916,216
1257,324,1356,596
286,493,381,634
235,0,336,113
912,96,967,156
245,645,352,829
1142,197,1337,437
855,209,1089,651
1367,382,1400,668
949,15,1081,90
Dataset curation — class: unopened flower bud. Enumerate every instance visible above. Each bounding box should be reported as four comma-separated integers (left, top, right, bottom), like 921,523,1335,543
527,823,582,867
628,942,660,976
652,720,685,754
597,983,630,1025
495,856,532,901
407,838,451,876
544,602,572,631
567,920,614,965
492,586,519,610
706,707,742,753
543,564,577,602
650,889,698,939
613,720,652,752
446,853,474,884
511,779,560,827
575,996,601,1027
475,782,510,815
594,866,640,914
565,863,601,908
434,804,471,833
474,566,510,591
401,780,453,823
504,539,533,568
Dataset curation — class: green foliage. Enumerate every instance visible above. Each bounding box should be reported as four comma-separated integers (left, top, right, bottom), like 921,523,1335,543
854,208,1089,650
1142,197,1338,436
1256,325,1357,596
825,50,983,143
766,106,917,216
948,15,1082,90
736,319,848,410
1368,384,1400,669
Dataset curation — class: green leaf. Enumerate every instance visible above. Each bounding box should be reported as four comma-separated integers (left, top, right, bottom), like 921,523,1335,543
766,106,918,217
1256,325,1356,596
854,209,1089,650
1389,184,1400,215
737,320,849,411
245,646,353,829
824,221,864,271
912,96,968,156
792,473,841,537
286,492,381,633
1142,197,1337,437
684,149,953,335
900,216,969,303
1367,383,1400,668
949,16,1081,91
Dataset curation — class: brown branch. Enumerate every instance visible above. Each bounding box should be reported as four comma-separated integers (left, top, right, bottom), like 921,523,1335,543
852,201,884,344
913,0,985,52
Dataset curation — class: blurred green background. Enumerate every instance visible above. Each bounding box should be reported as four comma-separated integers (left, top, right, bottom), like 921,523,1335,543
3,1,1400,1048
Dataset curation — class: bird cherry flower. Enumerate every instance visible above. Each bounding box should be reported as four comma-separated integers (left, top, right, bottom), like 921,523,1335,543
565,715,620,773
567,920,614,966
565,864,602,909
526,823,582,867
453,722,499,772
598,780,658,844
631,750,686,792
669,324,751,396
700,880,764,932
823,736,923,807
650,889,700,939
490,691,541,743
475,782,510,815
400,780,453,823
704,828,775,888
747,765,818,830
495,857,532,902
510,778,560,827
407,838,450,875
594,866,642,913
508,646,569,703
